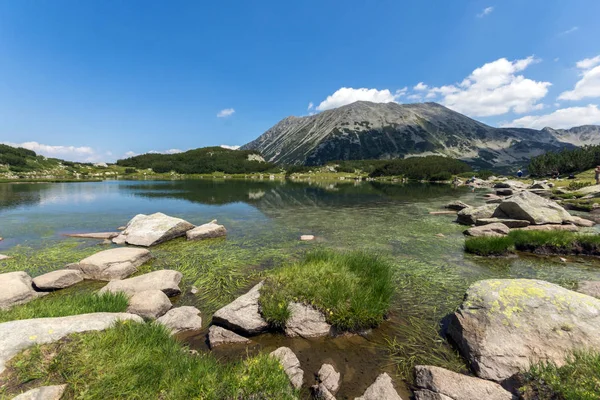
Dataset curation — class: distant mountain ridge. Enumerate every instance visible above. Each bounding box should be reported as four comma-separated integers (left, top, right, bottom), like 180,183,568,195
242,101,599,167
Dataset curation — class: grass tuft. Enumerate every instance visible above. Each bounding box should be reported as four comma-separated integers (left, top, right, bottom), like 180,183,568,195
464,236,514,256
260,249,395,331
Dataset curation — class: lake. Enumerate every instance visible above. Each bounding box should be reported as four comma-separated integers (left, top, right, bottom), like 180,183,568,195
2,179,600,398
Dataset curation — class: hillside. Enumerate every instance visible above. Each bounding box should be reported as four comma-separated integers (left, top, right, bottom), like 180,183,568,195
242,101,595,167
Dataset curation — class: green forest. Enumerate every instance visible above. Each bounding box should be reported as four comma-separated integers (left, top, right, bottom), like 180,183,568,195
528,145,600,177
369,156,472,181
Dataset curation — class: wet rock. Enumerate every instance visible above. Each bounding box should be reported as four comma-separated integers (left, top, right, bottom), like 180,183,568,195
112,212,195,247
285,302,332,338
212,282,269,335
12,384,67,400
127,290,172,319
456,204,499,226
577,281,600,298
317,363,340,394
208,325,250,348
444,201,470,211
67,247,152,281
312,384,336,400
567,216,595,227
413,365,514,400
475,218,530,228
355,373,403,400
301,235,315,241
464,223,509,238
33,270,83,291
0,312,142,373
64,232,119,239
493,191,572,225
99,270,183,297
0,272,45,310
516,224,578,232
447,279,600,381
270,347,304,389
156,306,203,334
186,220,227,240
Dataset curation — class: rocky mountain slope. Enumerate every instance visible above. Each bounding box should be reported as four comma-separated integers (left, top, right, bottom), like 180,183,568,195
242,101,598,167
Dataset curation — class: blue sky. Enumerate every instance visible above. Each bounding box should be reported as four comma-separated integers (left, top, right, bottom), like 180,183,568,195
1,0,599,162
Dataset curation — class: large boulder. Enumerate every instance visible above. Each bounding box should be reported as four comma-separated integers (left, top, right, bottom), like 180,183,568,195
212,282,269,335
577,281,600,298
475,218,530,228
32,269,83,291
12,385,67,400
464,223,509,238
127,290,172,319
574,184,600,198
447,279,600,381
456,204,499,226
413,365,514,400
99,270,183,297
112,212,195,246
270,347,304,389
0,312,142,373
493,191,572,225
156,306,203,334
494,181,527,190
186,220,227,240
355,373,403,400
0,272,45,310
285,302,332,338
67,247,152,281
208,325,250,348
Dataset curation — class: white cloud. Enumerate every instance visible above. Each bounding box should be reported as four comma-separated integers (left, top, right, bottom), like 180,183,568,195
477,6,494,18
220,145,240,150
148,149,184,155
559,26,579,36
307,102,314,110
558,56,600,101
413,82,428,91
316,87,402,111
124,151,137,158
422,56,550,117
503,104,600,129
217,108,235,118
2,141,105,162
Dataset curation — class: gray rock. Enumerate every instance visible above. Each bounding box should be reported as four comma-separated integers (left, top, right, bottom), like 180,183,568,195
186,220,227,240
567,216,595,227
33,270,83,291
99,270,183,297
516,224,579,232
493,191,572,225
475,218,530,228
577,281,600,298
0,272,45,310
127,290,172,319
447,279,600,381
0,254,10,260
575,184,600,198
317,363,341,394
355,373,403,400
208,325,250,348
67,247,152,281
413,365,513,400
0,312,142,373
12,384,67,400
285,302,332,338
456,204,499,225
312,384,336,400
64,232,119,239
464,223,510,238
157,306,203,334
444,201,470,211
530,182,550,190
270,347,304,389
112,212,195,246
496,189,513,196
212,282,269,335
494,181,528,190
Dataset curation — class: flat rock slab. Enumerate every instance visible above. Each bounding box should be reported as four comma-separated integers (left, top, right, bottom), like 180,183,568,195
575,184,600,197
577,281,600,298
0,272,45,310
516,224,578,232
494,191,572,225
99,270,183,298
464,223,509,238
270,347,304,390
157,306,202,334
447,279,600,381
0,312,142,374
33,270,83,291
212,282,269,335
475,218,530,228
285,302,332,338
12,384,67,400
113,212,195,246
68,247,152,281
568,216,595,227
64,232,119,239
127,290,172,319
413,365,513,400
456,204,499,226
208,325,250,348
355,373,403,400
186,221,227,240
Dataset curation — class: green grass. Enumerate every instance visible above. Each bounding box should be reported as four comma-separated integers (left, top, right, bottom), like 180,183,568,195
2,322,296,400
260,249,395,331
464,236,514,256
0,292,128,323
520,352,600,400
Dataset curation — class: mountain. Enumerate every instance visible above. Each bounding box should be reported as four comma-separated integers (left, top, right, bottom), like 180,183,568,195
242,101,597,168
541,125,600,147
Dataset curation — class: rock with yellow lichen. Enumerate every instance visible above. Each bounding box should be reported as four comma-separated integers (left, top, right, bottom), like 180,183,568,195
447,279,600,382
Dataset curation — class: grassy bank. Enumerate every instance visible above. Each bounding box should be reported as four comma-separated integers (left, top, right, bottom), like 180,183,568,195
260,249,395,331
1,322,296,400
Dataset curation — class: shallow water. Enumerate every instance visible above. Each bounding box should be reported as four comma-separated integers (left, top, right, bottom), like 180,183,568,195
1,179,600,398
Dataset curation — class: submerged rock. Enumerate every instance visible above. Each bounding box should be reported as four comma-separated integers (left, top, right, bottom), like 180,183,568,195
212,282,269,335
32,269,83,291
355,373,403,400
456,204,498,226
112,212,195,246
494,191,572,225
464,223,509,238
156,306,203,334
127,290,172,319
99,270,183,297
186,220,227,240
270,347,304,389
208,325,250,348
444,201,470,211
64,232,119,239
475,218,530,228
447,279,600,381
12,384,67,400
413,365,514,400
285,302,332,338
0,272,45,310
67,247,152,281
0,312,142,374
